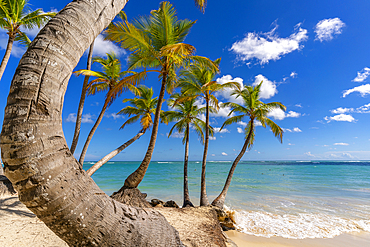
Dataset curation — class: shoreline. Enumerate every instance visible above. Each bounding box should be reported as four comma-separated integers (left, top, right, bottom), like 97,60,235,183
226,229,370,247
1,195,370,247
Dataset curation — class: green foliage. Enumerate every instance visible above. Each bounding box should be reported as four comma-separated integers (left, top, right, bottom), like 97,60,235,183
221,81,286,149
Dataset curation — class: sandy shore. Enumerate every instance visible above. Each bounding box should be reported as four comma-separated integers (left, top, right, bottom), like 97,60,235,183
226,229,370,247
2,195,370,247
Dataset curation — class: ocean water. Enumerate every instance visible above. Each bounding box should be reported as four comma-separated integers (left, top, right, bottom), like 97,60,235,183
84,160,370,239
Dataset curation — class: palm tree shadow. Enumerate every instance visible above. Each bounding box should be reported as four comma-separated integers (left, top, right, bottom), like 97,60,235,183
0,196,36,218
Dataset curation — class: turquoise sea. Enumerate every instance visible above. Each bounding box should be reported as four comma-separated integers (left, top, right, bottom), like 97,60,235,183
84,160,370,239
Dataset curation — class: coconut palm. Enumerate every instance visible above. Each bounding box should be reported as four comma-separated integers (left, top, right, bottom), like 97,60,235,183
74,52,138,166
162,94,210,207
0,0,212,245
0,0,55,80
106,1,218,189
86,86,157,176
211,82,286,209
178,58,239,206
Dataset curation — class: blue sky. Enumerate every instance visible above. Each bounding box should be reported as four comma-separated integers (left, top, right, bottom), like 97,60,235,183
1,0,370,161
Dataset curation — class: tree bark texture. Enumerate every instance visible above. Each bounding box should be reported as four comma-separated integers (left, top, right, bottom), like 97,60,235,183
183,124,193,207
124,76,167,188
0,36,15,81
87,129,146,176
211,121,254,209
200,98,210,206
79,101,108,165
0,1,183,246
70,41,95,155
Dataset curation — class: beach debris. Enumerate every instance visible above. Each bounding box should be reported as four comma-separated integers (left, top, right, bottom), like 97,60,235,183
212,206,236,231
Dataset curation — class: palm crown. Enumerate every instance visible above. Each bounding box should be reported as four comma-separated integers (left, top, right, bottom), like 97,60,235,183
0,0,55,45
221,82,286,148
118,86,158,131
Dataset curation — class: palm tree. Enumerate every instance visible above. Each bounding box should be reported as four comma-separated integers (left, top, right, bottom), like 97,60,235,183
74,52,138,166
70,11,127,155
0,0,55,80
86,86,157,176
178,58,239,206
211,82,286,209
0,0,212,245
105,1,218,189
162,94,209,207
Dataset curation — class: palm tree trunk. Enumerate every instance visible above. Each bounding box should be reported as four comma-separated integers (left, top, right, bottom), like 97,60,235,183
0,36,15,81
211,121,254,209
124,74,167,188
0,1,183,245
200,98,210,206
79,101,108,166
87,129,146,176
183,124,194,207
70,40,95,154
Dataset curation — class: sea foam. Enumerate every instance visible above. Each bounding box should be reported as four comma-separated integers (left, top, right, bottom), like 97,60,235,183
227,207,370,239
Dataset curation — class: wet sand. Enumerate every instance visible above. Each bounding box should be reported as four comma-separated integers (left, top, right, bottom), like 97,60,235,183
226,229,370,247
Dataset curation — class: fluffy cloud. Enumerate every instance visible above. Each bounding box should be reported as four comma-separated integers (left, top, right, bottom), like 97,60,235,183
216,75,245,104
283,127,302,133
356,103,370,113
305,151,315,157
89,34,125,57
209,136,216,140
331,107,354,114
168,131,184,139
253,74,278,99
214,127,229,133
230,23,308,64
105,112,124,120
290,72,298,78
237,127,243,133
268,109,301,120
221,152,228,156
334,143,349,146
330,103,370,114
66,113,94,123
314,18,345,42
324,114,356,123
343,84,370,97
353,67,370,82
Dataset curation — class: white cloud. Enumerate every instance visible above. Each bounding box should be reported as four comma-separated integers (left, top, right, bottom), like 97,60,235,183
343,84,370,97
89,34,125,57
268,109,301,120
237,127,243,133
253,74,278,99
324,114,356,123
305,151,315,157
214,127,229,133
334,143,349,146
331,107,354,114
216,75,245,104
105,112,124,120
209,136,216,140
230,23,308,64
353,67,370,82
0,30,26,58
66,113,94,123
221,152,228,156
314,18,345,42
295,104,302,108
168,132,184,139
356,103,370,113
290,72,298,78
237,121,248,127
283,127,302,133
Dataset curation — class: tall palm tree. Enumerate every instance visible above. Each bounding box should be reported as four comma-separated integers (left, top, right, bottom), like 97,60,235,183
0,0,212,245
87,86,157,176
178,58,239,206
74,52,138,166
0,0,55,80
162,94,209,207
106,1,218,189
211,82,286,209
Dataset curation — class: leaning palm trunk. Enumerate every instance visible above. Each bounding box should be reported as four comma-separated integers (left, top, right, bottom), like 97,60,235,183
0,1,183,245
200,99,210,206
70,41,95,155
183,124,194,207
87,129,146,176
79,101,108,166
124,77,167,188
0,36,14,81
212,122,254,209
